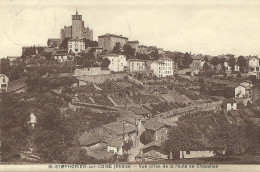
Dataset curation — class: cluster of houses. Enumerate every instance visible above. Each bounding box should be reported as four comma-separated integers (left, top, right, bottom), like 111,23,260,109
190,54,260,74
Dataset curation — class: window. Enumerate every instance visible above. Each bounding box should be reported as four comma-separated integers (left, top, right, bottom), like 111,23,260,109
121,63,123,66
186,151,190,155
3,78,5,83
1,84,7,88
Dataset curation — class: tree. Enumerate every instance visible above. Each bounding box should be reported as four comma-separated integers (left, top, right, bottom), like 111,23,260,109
112,42,121,54
149,48,160,60
60,37,70,49
198,77,206,93
237,56,246,72
83,38,98,48
228,57,236,71
182,52,193,69
237,72,242,78
0,58,11,77
1,94,30,162
101,58,111,68
210,57,220,68
122,140,133,154
162,123,204,159
44,52,53,61
209,124,249,158
122,44,135,60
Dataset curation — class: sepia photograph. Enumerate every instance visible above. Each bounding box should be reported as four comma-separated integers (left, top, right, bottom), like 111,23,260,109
0,0,260,171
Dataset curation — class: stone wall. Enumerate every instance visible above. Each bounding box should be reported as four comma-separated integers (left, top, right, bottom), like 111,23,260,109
77,73,127,84
74,67,111,76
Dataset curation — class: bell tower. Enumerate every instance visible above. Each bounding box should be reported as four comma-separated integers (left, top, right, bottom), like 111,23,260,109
72,10,83,39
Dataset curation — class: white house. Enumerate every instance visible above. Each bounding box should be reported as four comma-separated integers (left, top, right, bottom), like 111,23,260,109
235,85,246,98
247,56,260,72
150,58,173,77
128,59,146,72
68,38,85,54
222,99,237,112
53,52,74,62
180,150,215,159
0,74,9,92
102,54,127,72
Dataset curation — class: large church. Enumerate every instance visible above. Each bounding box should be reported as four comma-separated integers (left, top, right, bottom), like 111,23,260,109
60,11,93,40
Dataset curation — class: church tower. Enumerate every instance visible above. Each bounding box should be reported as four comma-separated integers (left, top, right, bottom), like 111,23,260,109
72,10,83,39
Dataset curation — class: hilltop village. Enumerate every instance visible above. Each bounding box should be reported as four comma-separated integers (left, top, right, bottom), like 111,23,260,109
1,11,260,164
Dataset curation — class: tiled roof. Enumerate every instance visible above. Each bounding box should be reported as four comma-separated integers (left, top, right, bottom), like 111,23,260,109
140,140,161,150
79,132,105,146
144,119,166,131
102,121,136,135
84,148,114,160
131,108,150,116
228,110,240,116
98,33,128,39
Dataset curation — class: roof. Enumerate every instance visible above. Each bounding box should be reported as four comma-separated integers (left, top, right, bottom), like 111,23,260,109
68,38,84,41
84,148,114,160
102,121,136,135
128,59,145,62
157,57,172,61
48,38,61,41
79,132,106,146
98,33,128,40
7,78,27,93
54,52,74,56
226,82,246,89
131,108,150,116
144,119,167,131
228,110,240,116
140,140,161,150
105,138,123,147
127,40,139,43
0,74,8,78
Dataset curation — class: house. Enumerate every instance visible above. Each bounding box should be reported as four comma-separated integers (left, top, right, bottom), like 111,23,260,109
191,55,205,70
150,58,173,77
128,59,146,72
137,140,168,161
224,83,246,98
79,127,124,156
102,54,127,72
240,81,252,98
143,118,169,144
0,74,9,92
53,52,74,62
126,41,139,52
98,33,128,52
68,38,85,54
222,99,237,112
131,107,150,118
102,121,137,142
246,56,260,73
85,47,103,58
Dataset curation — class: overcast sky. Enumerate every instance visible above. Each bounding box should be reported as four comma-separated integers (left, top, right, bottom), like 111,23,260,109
0,0,259,58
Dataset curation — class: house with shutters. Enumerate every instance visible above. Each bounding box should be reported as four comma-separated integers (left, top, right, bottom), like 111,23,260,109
0,74,9,92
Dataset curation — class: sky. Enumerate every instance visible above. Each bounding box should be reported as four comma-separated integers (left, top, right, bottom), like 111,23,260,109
0,0,259,58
